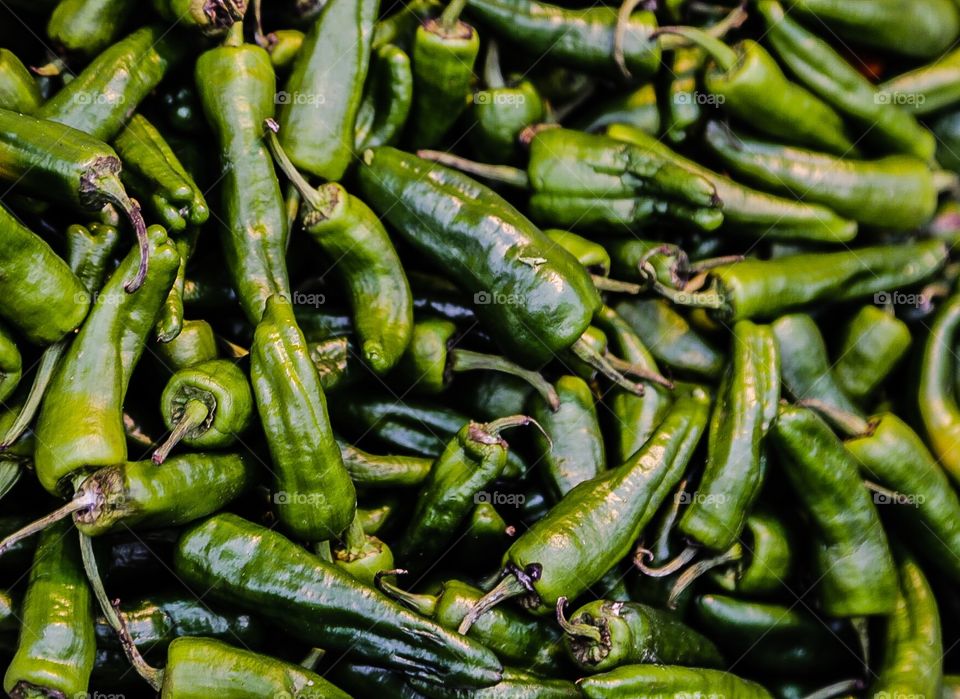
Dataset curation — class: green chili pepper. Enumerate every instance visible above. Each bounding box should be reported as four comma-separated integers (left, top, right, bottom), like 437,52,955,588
155,235,195,344
772,313,864,417
379,574,566,675
870,552,942,697
409,668,580,698
333,514,395,586
151,0,248,35
357,497,398,536
770,403,897,616
708,511,792,597
679,320,779,551
460,385,710,626
355,43,413,149
692,594,857,676
470,79,545,163
570,83,659,136
544,229,610,276
0,48,40,114
327,661,424,698
113,114,209,234
267,121,413,373
0,108,151,291
756,0,936,161
405,0,479,149
278,0,377,180
266,28,305,69
152,360,253,463
175,513,504,687
252,294,355,541
2,521,95,699
578,664,772,698
158,636,351,698
918,290,960,483
705,121,941,231
556,598,722,673
338,440,433,488
832,306,911,405
398,415,532,565
458,372,534,422
465,0,660,78
605,122,857,242
195,26,290,324
34,226,180,495
879,47,960,116
47,0,137,55
0,401,32,502
154,319,219,372
0,324,20,404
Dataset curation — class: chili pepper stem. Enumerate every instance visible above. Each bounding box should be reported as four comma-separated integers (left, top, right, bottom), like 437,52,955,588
415,150,531,188
96,177,149,293
343,513,368,556
375,569,440,616
78,531,164,691
668,543,743,608
653,26,738,71
555,596,603,643
0,339,66,449
651,279,726,310
0,492,99,556
263,118,335,215
934,170,960,194
797,398,872,438
687,255,745,274
603,354,675,389
451,349,560,411
457,571,529,634
636,544,699,576
223,21,244,47
482,40,506,89
300,648,325,670
801,679,865,699
314,540,333,562
152,399,210,464
613,0,645,79
591,275,644,294
572,336,646,396
438,0,469,32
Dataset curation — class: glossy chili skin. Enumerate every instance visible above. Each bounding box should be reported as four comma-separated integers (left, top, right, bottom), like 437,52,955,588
880,47,960,116
38,26,184,142
160,636,351,698
0,49,40,114
355,43,413,149
791,0,959,59
692,595,856,675
465,0,660,77
707,241,947,323
393,318,465,392
358,146,601,367
34,226,180,494
679,320,779,551
195,34,290,324
709,511,792,597
605,123,856,242
0,327,19,405
705,122,938,231
773,313,864,417
47,0,137,55
770,404,897,616
409,668,580,698
174,513,504,688
3,521,95,699
919,290,960,483
570,84,659,137
278,0,377,180
560,599,722,673
756,0,936,161
151,0,248,35
660,46,704,146
870,553,943,698
155,319,218,371
471,81,545,163
544,229,609,275
833,306,911,404
577,664,772,699
338,441,433,488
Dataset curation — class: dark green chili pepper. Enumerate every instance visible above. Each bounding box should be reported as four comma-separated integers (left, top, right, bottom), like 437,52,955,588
772,313,863,417
154,319,219,372
0,210,95,353
770,403,897,616
471,79,545,163
267,122,414,373
355,43,414,150
113,114,209,233
409,668,580,698
0,48,40,114
0,108,151,291
790,0,959,59
333,514,395,586
2,521,95,699
252,294,355,541
47,0,137,55
692,594,857,675
406,0,480,149
879,47,960,116
605,122,857,242
357,497,399,536
458,502,511,570
338,440,433,488
465,0,660,78
0,324,20,404
277,0,377,180
832,306,911,405
756,0,936,161
151,0,248,35
266,28,305,69
153,360,253,463
919,289,960,483
457,372,535,422
659,45,704,146
705,121,941,231
460,385,710,626
34,226,180,494
159,636,351,697
707,510,792,597
569,83,659,136
175,513,504,687
679,320,779,551
556,598,722,673
577,664,771,698
195,26,290,324
870,552,942,697
398,415,532,565
327,661,424,698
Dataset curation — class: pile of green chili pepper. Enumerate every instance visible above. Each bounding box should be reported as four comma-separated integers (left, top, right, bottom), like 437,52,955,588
1,0,959,696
